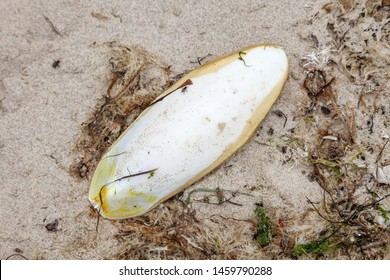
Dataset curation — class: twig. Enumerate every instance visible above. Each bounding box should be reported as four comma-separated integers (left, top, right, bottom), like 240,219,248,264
194,194,243,206
306,197,340,225
43,15,62,36
248,4,266,13
316,77,335,96
375,138,389,163
190,54,212,65
273,110,288,128
185,188,252,205
6,253,28,260
361,241,385,250
367,115,374,134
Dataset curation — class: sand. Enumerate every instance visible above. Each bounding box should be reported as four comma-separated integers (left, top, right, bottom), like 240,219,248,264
1,0,388,259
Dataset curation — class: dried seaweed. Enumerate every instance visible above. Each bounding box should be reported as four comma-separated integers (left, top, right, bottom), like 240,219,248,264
112,199,266,259
71,43,174,179
296,0,390,259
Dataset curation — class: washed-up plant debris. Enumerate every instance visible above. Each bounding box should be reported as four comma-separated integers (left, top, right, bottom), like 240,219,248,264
295,0,390,259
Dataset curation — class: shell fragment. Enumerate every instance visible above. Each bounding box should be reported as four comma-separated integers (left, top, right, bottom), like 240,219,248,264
89,44,289,219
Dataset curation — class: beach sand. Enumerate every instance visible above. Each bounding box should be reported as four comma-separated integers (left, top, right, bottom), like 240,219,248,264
1,0,388,259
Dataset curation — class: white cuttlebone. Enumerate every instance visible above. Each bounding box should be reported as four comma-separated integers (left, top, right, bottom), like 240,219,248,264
89,44,289,219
